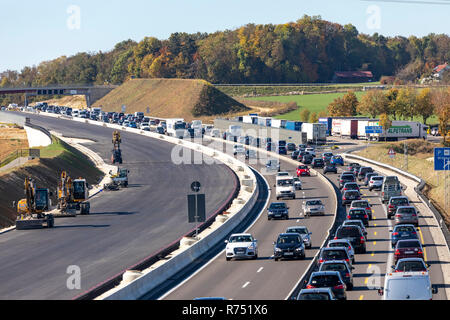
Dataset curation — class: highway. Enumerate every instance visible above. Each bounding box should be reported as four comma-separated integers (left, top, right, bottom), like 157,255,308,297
161,139,448,300
0,113,237,299
161,140,338,300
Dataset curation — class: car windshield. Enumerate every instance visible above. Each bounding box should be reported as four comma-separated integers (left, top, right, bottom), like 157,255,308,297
321,263,347,272
392,198,409,205
310,275,340,287
277,180,293,186
345,191,359,197
322,250,346,260
298,166,308,169
397,240,421,248
341,175,354,180
278,235,300,244
395,226,415,232
398,208,416,214
337,227,360,237
229,235,252,243
329,241,349,248
396,261,426,272
270,203,286,209
278,172,289,176
306,200,322,206
298,293,330,300
288,228,307,234
345,184,358,188
352,202,368,208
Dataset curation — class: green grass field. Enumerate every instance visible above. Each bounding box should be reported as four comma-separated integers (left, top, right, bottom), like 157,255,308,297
249,92,439,124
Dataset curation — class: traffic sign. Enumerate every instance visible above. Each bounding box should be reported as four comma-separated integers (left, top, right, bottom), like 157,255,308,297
121,105,126,112
191,181,201,193
365,126,383,134
434,147,450,171
388,148,396,159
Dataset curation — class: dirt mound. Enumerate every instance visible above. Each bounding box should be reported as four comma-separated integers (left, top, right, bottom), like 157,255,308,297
92,78,249,121
0,140,102,228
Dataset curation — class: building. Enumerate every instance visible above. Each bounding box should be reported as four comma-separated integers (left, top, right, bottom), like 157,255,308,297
432,63,450,80
332,71,374,83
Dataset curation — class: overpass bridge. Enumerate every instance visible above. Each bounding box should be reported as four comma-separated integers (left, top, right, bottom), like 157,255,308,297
0,85,117,107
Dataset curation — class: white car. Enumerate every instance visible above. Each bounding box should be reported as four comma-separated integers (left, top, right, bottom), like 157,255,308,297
225,233,258,261
305,148,316,157
327,239,355,263
369,176,384,191
233,144,245,155
293,177,303,190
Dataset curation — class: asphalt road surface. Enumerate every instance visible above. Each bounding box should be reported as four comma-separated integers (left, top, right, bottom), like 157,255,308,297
0,113,237,299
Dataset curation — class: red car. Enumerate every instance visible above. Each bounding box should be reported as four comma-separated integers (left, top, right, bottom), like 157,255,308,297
297,165,310,177
394,239,424,264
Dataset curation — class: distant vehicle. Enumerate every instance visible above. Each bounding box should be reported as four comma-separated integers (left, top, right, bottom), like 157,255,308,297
276,175,295,200
225,233,258,261
319,260,354,290
342,190,361,206
156,126,165,134
266,159,280,172
328,239,355,263
245,149,257,159
342,182,360,193
358,167,374,181
297,165,310,177
273,233,305,261
392,258,428,273
381,176,402,203
390,224,418,249
338,174,356,189
303,199,325,217
277,146,287,155
291,150,299,160
350,200,372,220
305,147,316,157
233,144,246,156
363,172,378,186
395,206,419,227
330,155,344,166
334,225,366,253
306,271,347,300
318,247,352,266
297,288,336,300
286,226,312,249
323,163,338,174
287,143,296,151
267,202,289,220
312,158,325,168
394,239,424,264
369,176,384,191
292,177,302,190
378,272,437,300
322,152,334,162
343,219,368,236
387,196,410,219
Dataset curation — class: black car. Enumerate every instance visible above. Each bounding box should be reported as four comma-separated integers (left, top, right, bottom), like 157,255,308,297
312,158,325,168
266,142,272,151
287,143,296,151
273,233,305,261
318,247,352,266
358,167,374,181
277,146,287,155
291,150,299,160
303,154,313,165
267,202,289,220
306,271,347,300
323,164,338,174
346,208,369,227
334,225,366,253
319,260,354,290
156,126,165,134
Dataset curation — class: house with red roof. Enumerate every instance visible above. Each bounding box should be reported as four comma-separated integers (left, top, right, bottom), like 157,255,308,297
433,63,450,79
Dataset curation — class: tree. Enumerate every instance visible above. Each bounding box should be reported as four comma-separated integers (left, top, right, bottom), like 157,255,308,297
318,110,328,118
357,90,388,118
385,88,399,119
379,113,392,131
394,88,417,120
309,112,319,123
300,109,311,122
327,91,359,116
415,88,434,124
431,88,450,145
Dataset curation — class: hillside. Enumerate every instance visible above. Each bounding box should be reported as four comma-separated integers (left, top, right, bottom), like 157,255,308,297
92,78,249,121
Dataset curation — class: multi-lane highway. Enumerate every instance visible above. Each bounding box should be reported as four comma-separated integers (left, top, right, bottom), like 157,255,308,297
160,139,448,300
0,113,237,299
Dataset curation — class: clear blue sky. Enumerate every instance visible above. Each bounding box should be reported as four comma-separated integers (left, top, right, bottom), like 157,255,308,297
0,0,449,72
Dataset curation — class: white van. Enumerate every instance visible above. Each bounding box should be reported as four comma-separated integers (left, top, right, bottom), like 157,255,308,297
378,272,437,300
72,109,79,117
275,176,295,200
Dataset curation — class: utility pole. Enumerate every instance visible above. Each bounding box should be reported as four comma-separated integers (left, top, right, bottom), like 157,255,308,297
404,141,408,171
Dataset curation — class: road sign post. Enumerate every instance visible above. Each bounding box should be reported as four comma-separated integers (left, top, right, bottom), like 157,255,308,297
434,148,450,213
188,181,205,239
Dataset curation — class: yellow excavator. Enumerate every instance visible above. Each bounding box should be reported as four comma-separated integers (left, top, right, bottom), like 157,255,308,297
111,130,123,164
57,171,90,215
15,177,54,230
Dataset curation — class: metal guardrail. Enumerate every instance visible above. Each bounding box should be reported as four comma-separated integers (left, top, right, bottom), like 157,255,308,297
74,165,241,300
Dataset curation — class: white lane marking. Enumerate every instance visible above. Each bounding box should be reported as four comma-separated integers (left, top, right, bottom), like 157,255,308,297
242,281,250,288
257,267,264,273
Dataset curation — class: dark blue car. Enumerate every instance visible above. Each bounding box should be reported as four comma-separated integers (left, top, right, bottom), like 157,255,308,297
390,224,418,249
277,146,287,155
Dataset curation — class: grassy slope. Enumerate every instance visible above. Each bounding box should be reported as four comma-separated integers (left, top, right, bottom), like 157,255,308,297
92,78,248,122
354,139,449,228
0,137,103,228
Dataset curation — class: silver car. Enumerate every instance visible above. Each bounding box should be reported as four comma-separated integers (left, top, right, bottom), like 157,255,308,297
395,206,419,226
369,176,384,191
350,200,372,220
303,199,325,217
286,226,312,249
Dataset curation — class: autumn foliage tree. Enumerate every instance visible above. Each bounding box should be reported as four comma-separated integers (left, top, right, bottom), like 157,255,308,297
327,91,359,116
431,88,450,145
415,88,434,125
357,90,389,118
300,109,311,122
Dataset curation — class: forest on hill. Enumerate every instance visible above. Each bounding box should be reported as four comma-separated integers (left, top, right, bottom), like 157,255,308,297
1,15,449,96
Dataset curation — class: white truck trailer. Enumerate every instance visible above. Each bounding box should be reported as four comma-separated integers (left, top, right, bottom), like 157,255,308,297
368,120,427,141
301,123,327,144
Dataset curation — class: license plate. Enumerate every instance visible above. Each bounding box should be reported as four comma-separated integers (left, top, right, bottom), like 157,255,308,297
405,251,413,254
284,252,294,256
401,234,408,237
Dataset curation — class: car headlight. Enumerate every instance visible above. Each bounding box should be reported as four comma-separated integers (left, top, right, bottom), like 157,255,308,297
275,247,282,252
295,247,303,251
247,245,255,250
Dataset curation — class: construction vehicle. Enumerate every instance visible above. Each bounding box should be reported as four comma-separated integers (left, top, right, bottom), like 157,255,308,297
111,130,123,164
15,177,54,230
104,167,129,190
56,171,90,216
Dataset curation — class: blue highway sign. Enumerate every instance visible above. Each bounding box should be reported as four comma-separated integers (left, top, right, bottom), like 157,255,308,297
434,147,450,171
365,126,383,134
